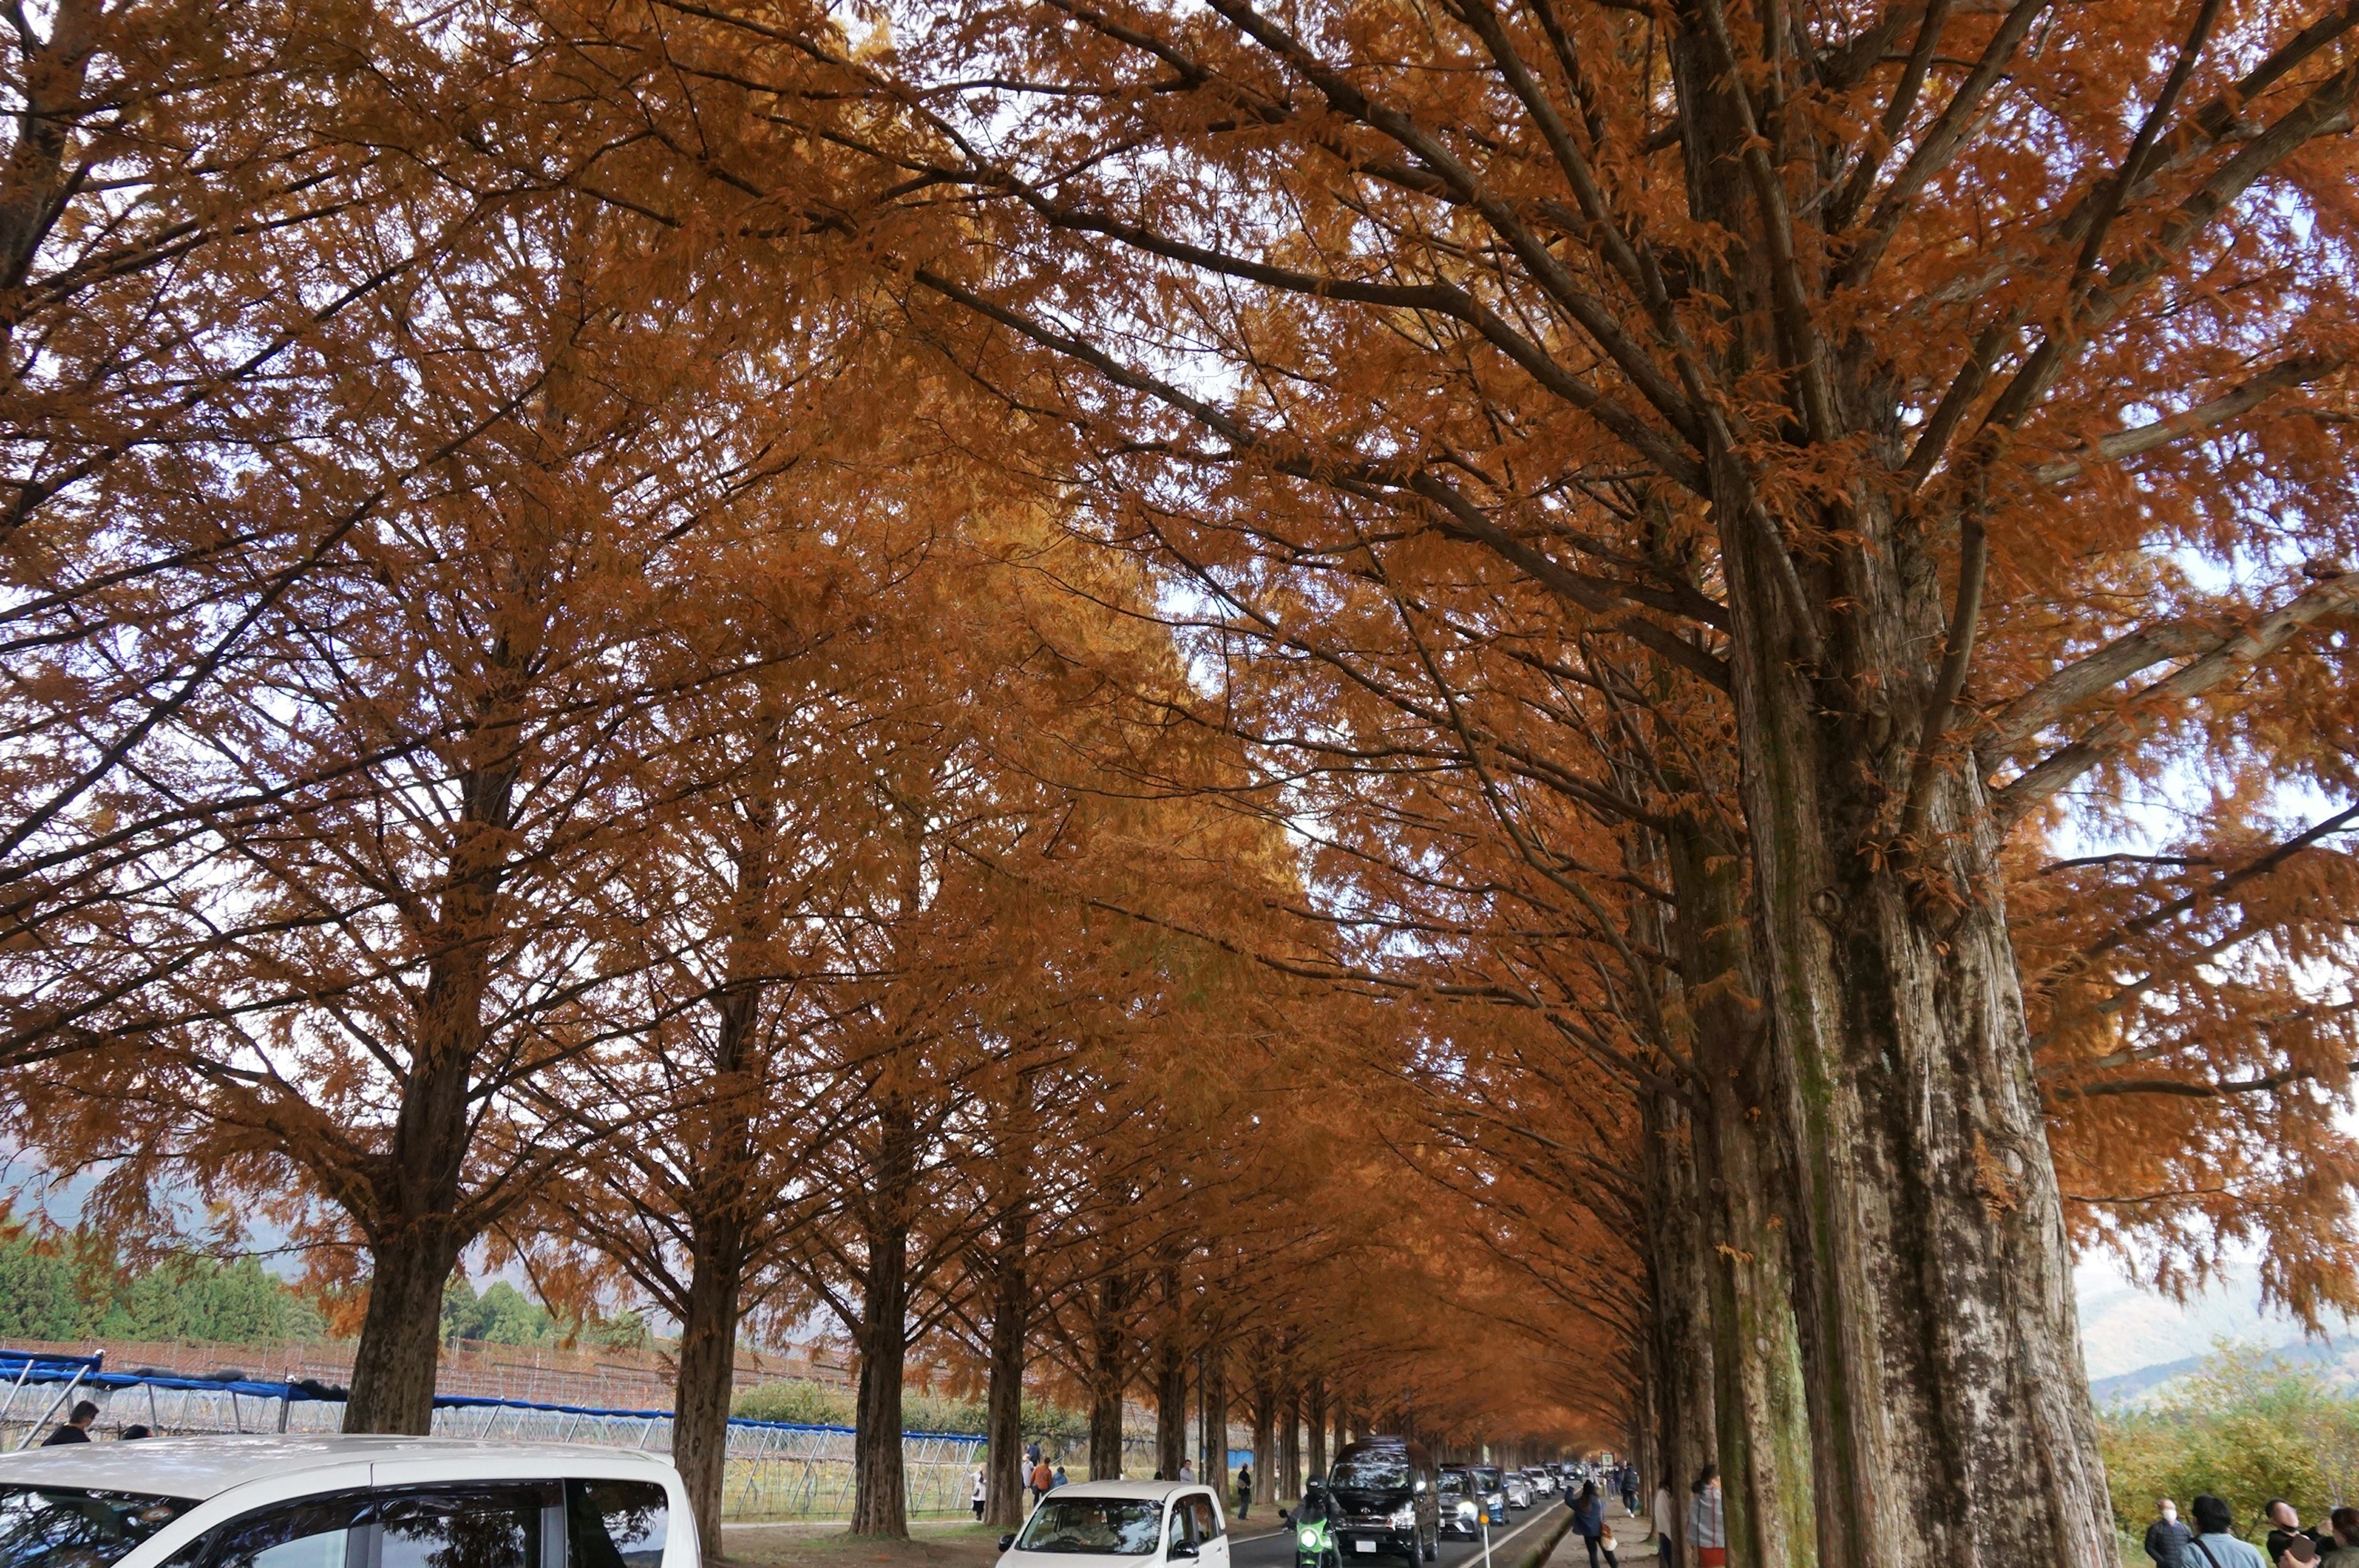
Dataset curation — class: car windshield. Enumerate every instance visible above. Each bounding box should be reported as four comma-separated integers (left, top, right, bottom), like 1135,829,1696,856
1437,1476,1468,1496
0,1487,195,1568
1015,1499,1165,1555
1329,1456,1411,1491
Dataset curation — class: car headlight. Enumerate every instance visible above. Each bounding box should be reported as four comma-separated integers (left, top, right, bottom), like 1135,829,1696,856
1455,1502,1476,1519
1390,1505,1418,1529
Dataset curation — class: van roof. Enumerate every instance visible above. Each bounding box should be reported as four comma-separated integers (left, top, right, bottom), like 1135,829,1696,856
0,1435,672,1502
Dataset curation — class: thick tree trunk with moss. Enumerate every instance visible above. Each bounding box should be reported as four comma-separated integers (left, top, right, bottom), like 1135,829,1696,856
1638,1088,1717,1565
1661,815,1815,1568
1304,1377,1327,1481
1649,15,2113,1562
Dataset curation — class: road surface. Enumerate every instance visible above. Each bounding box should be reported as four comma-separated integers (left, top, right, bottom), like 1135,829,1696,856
1227,1502,1569,1568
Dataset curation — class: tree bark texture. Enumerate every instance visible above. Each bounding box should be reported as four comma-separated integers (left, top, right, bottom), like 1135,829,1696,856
1089,1271,1127,1480
1639,1088,1717,1568
850,1097,916,1538
1197,1341,1227,1489
1304,1378,1327,1481
1155,1311,1187,1480
342,1209,463,1434
1649,13,2114,1562
673,1216,750,1564
1280,1384,1301,1503
1662,815,1816,1568
984,1212,1031,1527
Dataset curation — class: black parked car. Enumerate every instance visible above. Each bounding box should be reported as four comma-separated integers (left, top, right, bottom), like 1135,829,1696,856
1324,1438,1440,1564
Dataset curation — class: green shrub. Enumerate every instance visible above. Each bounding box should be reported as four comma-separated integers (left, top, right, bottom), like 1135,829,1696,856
2099,1343,2359,1539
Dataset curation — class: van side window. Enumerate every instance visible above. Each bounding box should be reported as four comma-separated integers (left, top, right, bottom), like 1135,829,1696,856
1189,1499,1222,1542
203,1495,370,1568
375,1490,545,1568
564,1482,667,1568
1168,1502,1197,1550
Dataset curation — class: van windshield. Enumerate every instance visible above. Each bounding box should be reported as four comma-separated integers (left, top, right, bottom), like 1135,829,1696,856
1015,1499,1165,1555
1329,1456,1412,1491
0,1486,195,1568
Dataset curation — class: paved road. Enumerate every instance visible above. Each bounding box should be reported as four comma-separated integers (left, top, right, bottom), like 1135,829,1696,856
1227,1502,1568,1568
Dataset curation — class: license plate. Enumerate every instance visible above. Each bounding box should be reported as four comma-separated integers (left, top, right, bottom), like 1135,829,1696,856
1353,1544,1377,1554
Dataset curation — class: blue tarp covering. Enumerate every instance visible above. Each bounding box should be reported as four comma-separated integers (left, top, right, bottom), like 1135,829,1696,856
0,1348,984,1440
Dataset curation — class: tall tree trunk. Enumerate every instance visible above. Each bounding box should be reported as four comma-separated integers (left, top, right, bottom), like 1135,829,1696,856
850,1097,915,1538
1305,1378,1327,1481
1647,20,2116,1560
1155,1263,1187,1478
984,1206,1031,1527
1330,1398,1347,1461
343,1211,463,1433
1156,1336,1188,1479
1198,1340,1227,1490
1639,1088,1717,1568
1249,1364,1275,1515
1279,1382,1301,1504
1089,1271,1127,1480
673,926,765,1565
345,752,515,1435
1662,813,1815,1568
674,1220,748,1564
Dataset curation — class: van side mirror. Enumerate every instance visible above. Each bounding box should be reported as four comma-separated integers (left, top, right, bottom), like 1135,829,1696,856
1168,1543,1200,1561
999,1537,1017,1553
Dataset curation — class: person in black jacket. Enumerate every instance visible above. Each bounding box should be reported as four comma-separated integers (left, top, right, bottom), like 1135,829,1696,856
2145,1499,2191,1568
2268,1501,2333,1565
40,1402,98,1445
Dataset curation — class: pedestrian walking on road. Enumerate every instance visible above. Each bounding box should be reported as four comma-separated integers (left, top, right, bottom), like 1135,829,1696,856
1618,1465,1637,1517
1030,1459,1055,1508
1572,1484,1616,1568
2189,1496,2267,1568
1688,1467,1726,1568
971,1466,987,1521
1237,1463,1253,1519
1651,1481,1677,1568
2146,1500,2191,1568
40,1402,98,1446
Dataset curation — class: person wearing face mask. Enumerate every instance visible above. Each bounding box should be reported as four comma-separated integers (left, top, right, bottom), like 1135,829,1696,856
2269,1502,2333,1566
2148,1500,2193,1568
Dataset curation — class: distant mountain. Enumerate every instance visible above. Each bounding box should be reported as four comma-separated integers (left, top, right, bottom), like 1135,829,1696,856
2076,1254,2353,1405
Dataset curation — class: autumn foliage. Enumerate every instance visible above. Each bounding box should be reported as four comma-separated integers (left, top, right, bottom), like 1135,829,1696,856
3,0,2357,1564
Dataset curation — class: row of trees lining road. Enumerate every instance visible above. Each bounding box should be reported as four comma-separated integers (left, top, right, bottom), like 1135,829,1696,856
2,2,2355,1566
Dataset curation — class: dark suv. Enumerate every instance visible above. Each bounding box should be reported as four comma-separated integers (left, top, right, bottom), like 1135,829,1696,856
1325,1438,1439,1564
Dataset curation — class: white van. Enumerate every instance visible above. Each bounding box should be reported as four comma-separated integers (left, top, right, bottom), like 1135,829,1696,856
0,1436,693,1568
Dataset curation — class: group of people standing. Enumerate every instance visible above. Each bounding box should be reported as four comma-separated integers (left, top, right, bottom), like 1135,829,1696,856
2145,1497,2359,1568
968,1443,1073,1521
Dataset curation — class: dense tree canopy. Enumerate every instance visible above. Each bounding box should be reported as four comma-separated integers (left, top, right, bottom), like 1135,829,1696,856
3,0,2355,1564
